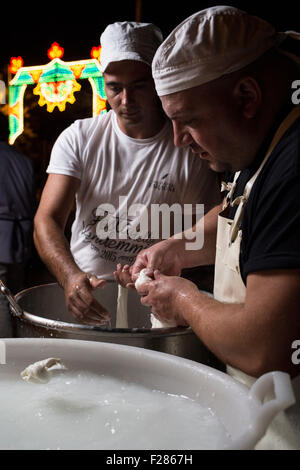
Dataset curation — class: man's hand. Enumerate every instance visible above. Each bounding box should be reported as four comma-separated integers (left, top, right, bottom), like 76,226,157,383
135,270,199,326
131,238,185,282
113,264,135,288
63,272,110,325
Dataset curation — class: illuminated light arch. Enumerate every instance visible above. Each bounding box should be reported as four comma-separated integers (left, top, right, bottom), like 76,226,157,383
8,43,107,144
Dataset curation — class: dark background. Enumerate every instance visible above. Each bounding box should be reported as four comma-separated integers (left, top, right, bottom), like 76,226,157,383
1,1,299,69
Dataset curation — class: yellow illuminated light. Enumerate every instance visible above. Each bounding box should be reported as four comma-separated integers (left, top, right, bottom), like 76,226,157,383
47,42,64,60
33,79,81,112
9,56,23,74
88,77,106,116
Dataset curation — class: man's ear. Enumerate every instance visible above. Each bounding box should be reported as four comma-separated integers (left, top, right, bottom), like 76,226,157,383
233,76,262,119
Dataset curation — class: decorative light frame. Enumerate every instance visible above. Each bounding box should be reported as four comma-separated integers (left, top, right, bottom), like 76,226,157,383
8,44,107,144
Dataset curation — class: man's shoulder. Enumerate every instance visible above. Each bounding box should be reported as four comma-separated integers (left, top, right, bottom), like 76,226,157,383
229,116,300,220
56,111,113,146
260,116,300,186
244,116,300,217
71,111,112,134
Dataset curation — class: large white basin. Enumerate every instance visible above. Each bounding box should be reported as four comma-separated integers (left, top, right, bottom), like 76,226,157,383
0,338,295,450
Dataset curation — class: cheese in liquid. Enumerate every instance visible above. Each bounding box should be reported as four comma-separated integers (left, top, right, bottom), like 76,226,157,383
0,369,231,450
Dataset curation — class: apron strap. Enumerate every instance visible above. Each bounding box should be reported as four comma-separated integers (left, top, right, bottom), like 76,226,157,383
221,171,241,210
278,30,300,64
229,105,300,243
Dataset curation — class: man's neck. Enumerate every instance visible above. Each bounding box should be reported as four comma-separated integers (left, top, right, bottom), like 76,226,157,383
116,112,166,139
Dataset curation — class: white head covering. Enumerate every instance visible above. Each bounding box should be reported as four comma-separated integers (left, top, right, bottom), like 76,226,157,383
152,5,300,96
100,21,163,73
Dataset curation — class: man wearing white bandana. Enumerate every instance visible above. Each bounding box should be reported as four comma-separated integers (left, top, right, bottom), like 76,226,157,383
130,6,300,449
33,21,220,325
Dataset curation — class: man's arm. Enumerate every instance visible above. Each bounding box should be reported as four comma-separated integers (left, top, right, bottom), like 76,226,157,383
34,174,109,324
137,268,300,378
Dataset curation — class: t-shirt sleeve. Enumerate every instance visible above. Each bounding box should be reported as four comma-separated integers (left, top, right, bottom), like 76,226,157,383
47,122,82,179
242,174,300,280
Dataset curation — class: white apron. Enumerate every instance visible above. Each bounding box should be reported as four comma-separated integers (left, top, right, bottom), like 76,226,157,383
213,106,300,450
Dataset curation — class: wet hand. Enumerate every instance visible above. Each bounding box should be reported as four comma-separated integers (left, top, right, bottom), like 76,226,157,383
131,239,183,282
113,264,135,289
64,272,110,325
136,270,198,326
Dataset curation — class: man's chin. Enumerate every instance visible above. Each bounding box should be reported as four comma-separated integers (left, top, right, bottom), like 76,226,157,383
120,111,141,122
207,161,229,173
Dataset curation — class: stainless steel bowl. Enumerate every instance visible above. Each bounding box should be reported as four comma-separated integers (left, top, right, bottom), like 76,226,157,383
12,282,224,370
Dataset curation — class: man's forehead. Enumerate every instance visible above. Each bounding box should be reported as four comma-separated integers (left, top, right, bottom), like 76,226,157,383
160,88,198,118
160,79,224,118
104,61,152,84
104,60,150,75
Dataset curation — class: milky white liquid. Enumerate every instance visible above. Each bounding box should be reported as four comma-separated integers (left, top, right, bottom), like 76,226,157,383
0,368,231,450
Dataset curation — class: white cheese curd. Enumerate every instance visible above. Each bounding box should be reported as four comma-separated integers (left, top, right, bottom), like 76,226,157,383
149,313,177,329
134,268,152,289
21,358,67,384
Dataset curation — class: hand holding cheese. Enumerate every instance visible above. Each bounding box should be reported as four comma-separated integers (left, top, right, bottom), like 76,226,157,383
135,269,177,328
134,268,152,289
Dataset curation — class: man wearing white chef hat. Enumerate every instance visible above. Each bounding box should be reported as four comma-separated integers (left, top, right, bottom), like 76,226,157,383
130,6,300,449
33,21,220,325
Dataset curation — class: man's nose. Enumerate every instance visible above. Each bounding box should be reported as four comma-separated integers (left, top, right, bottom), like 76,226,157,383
173,122,193,148
121,88,133,106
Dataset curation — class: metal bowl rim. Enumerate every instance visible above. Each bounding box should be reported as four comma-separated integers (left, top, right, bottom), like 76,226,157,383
14,282,192,337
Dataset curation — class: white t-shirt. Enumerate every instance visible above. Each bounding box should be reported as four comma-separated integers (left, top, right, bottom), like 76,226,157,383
47,111,220,279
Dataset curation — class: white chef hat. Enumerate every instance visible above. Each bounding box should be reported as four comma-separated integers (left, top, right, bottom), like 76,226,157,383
152,5,300,96
100,21,163,73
